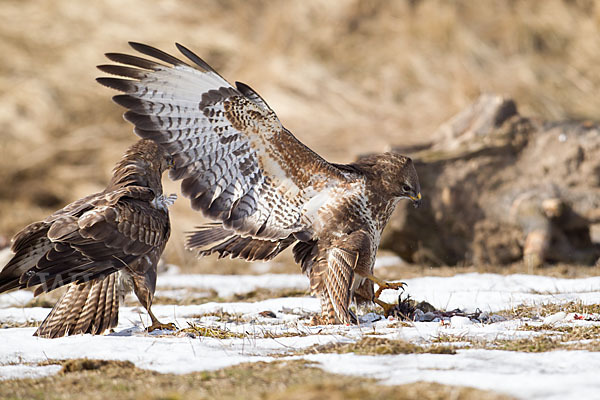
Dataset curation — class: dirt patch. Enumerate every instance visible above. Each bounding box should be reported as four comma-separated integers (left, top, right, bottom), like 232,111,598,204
61,359,135,373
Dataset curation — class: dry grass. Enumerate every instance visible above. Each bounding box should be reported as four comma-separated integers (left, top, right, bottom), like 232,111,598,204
0,359,514,400
427,323,600,353
0,320,39,329
300,336,456,355
483,325,600,352
1,0,599,272
498,301,600,320
180,322,246,339
430,302,600,352
388,261,600,280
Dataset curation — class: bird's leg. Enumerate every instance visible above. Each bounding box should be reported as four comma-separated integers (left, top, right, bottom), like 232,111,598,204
373,298,397,318
146,307,177,332
364,274,406,317
365,274,406,300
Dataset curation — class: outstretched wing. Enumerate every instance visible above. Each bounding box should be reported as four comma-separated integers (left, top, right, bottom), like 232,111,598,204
0,187,169,294
97,42,350,241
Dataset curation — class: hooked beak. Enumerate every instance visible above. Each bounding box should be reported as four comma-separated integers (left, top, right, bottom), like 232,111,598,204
409,192,422,208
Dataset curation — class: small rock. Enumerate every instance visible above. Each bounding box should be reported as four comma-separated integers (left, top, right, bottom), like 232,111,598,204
359,313,382,323
478,311,490,323
259,311,277,318
489,314,507,323
412,309,425,321
543,311,566,325
421,312,437,322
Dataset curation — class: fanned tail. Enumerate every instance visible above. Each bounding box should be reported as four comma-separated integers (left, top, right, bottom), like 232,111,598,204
34,273,125,338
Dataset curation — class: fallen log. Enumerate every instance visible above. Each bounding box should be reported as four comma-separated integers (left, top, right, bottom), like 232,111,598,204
381,94,600,267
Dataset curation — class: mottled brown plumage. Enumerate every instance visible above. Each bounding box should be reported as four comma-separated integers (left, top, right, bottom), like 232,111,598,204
0,140,176,337
98,43,421,324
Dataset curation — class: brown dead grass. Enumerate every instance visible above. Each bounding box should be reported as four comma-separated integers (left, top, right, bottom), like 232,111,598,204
0,359,513,400
300,336,456,355
1,1,600,272
0,320,39,329
483,325,600,353
180,322,246,339
433,302,600,352
498,301,600,320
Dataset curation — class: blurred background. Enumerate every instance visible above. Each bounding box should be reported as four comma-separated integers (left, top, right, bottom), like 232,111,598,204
1,0,599,273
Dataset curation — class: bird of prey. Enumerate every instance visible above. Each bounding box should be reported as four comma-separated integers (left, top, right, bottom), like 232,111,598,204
98,43,421,324
0,139,176,337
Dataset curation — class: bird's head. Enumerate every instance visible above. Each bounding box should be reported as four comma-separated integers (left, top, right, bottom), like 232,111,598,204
393,155,422,208
131,140,174,175
110,139,173,191
357,152,422,208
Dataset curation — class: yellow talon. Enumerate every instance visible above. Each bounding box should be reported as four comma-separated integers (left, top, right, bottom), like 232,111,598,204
365,274,406,300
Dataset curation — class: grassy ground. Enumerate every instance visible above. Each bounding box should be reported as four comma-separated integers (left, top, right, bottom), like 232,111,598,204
0,359,513,400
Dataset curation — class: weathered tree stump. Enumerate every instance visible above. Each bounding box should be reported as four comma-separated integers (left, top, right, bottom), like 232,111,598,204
381,94,600,267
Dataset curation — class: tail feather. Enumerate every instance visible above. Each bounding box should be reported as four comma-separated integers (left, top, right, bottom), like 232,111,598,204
62,283,91,335
35,274,122,338
34,283,89,338
92,277,109,334
186,223,232,249
187,224,295,262
34,283,81,338
73,276,105,334
101,275,117,333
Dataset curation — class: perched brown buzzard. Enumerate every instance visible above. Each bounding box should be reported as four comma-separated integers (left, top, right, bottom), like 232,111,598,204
98,43,421,324
0,140,176,337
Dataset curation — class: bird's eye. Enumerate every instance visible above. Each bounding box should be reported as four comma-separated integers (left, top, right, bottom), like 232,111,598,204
402,184,411,193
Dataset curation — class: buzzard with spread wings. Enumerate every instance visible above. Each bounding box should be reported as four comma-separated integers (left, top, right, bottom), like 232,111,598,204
98,43,421,324
0,140,176,337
